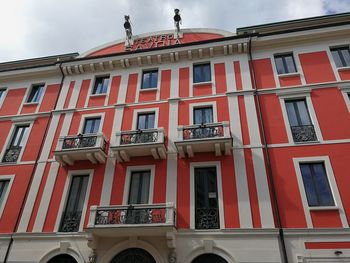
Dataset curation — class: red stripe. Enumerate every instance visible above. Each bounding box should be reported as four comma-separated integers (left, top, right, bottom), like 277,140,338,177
305,242,350,249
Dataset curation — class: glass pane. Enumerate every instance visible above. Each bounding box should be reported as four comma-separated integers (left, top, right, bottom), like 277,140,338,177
128,172,141,204
146,113,155,129
204,108,213,124
76,176,89,211
285,102,298,126
102,78,109,93
275,56,285,74
194,108,202,124
150,71,158,88
193,64,211,83
137,114,146,129
331,50,343,68
341,48,350,67
12,126,29,147
285,55,296,73
300,164,318,206
92,118,100,133
296,100,311,125
0,89,3,99
0,180,9,206
202,64,211,82
128,171,150,204
140,172,150,204
83,119,93,134
313,163,334,206
142,72,151,89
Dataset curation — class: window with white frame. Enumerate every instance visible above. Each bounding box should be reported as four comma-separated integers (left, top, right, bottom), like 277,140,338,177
82,117,101,134
285,99,317,143
299,162,335,207
59,175,89,232
193,63,211,83
193,106,213,125
128,170,151,204
141,69,158,89
27,84,44,103
137,112,155,130
0,180,10,210
0,88,6,103
330,46,350,68
92,76,109,95
274,53,297,74
2,125,30,163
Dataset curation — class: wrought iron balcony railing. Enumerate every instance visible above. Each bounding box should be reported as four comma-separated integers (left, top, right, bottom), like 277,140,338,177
119,129,160,145
2,146,21,163
177,122,230,141
290,125,317,143
88,203,175,228
59,211,82,232
195,208,220,230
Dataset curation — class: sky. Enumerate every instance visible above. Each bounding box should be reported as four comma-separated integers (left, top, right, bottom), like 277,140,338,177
0,0,350,62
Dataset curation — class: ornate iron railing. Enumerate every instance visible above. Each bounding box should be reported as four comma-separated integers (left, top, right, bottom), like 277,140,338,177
120,130,159,145
183,124,224,140
61,134,108,153
2,146,21,163
291,125,317,143
59,211,82,232
195,208,219,229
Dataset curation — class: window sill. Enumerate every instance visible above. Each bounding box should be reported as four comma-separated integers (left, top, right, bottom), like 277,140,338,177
278,72,301,78
293,140,320,145
90,93,107,97
337,66,350,72
139,87,158,92
23,102,39,106
193,81,212,87
309,206,339,211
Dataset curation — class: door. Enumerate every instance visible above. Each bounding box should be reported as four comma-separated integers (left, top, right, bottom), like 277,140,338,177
111,248,156,263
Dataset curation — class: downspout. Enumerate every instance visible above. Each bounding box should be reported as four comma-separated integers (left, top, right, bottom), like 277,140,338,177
248,36,289,263
4,62,66,262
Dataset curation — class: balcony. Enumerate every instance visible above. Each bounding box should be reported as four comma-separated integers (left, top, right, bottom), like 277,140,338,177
175,122,232,158
291,125,318,143
2,146,21,163
110,128,166,162
86,203,175,237
54,133,108,165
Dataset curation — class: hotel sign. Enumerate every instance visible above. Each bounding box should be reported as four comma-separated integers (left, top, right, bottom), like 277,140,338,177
130,33,182,50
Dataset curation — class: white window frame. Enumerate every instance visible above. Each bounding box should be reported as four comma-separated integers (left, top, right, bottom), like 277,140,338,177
277,88,323,144
273,52,299,76
78,112,105,134
54,169,94,232
189,101,218,125
0,175,15,218
24,83,46,105
329,45,350,69
132,107,159,130
293,156,348,228
136,67,161,102
189,161,225,230
339,86,350,112
0,119,34,164
122,165,155,205
0,88,8,108
191,62,213,85
90,74,111,96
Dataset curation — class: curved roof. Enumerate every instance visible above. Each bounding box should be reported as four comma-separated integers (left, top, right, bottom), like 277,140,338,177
79,28,234,58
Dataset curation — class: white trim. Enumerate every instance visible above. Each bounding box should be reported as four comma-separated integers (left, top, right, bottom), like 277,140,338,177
0,87,8,108
122,165,155,205
86,74,112,107
56,76,72,110
189,101,217,125
18,82,47,114
189,161,225,230
339,86,350,112
293,156,349,228
170,65,180,98
185,246,236,263
68,78,83,109
0,174,14,219
132,107,159,130
190,61,214,97
135,67,161,103
78,112,105,134
116,72,129,104
326,46,342,82
224,58,236,92
54,169,94,232
39,247,84,263
239,56,253,91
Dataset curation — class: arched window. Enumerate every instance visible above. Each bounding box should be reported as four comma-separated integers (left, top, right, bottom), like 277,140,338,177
192,253,228,263
47,254,77,263
111,248,156,263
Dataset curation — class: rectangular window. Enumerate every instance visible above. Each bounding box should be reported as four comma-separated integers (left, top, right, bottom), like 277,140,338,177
141,70,158,89
274,54,297,74
137,112,155,130
0,89,6,102
300,163,335,207
27,84,44,103
285,99,317,142
331,46,350,68
193,63,211,83
195,167,219,229
92,76,109,94
82,117,101,134
0,180,10,209
59,175,89,232
194,106,213,125
2,125,30,163
128,171,151,204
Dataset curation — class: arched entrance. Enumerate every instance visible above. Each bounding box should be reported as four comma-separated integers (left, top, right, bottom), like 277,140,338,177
47,254,78,263
110,248,156,263
192,253,228,263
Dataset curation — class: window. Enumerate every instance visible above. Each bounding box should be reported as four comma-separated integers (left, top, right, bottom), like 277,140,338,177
0,89,6,102
193,106,213,125
141,70,158,89
193,63,211,83
274,54,297,74
285,99,317,142
92,76,109,94
59,175,89,232
299,163,334,207
137,112,155,130
0,180,10,209
27,84,44,103
82,117,101,134
2,125,30,163
331,46,350,68
128,171,151,204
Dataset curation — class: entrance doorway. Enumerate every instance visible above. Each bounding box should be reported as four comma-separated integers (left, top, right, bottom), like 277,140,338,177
110,248,156,263
192,253,228,263
47,254,77,263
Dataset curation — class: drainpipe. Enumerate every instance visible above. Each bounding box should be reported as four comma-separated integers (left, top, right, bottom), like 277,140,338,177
248,36,289,263
4,62,66,262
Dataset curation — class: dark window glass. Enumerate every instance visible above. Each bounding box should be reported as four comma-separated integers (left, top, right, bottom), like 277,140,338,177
59,175,89,232
142,70,158,89
10,125,30,147
0,180,10,208
128,171,151,204
27,84,44,103
83,117,101,134
0,89,6,101
274,54,297,74
93,76,109,94
193,63,211,83
300,163,335,207
137,112,155,129
194,107,213,124
285,99,312,127
331,46,350,68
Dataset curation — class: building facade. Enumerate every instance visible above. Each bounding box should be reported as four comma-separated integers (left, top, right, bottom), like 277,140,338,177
0,12,350,263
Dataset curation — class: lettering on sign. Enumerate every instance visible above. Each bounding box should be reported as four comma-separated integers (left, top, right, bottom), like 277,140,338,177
130,34,182,50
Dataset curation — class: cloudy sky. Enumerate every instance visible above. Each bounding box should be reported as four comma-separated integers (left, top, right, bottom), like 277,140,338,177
1,0,349,62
